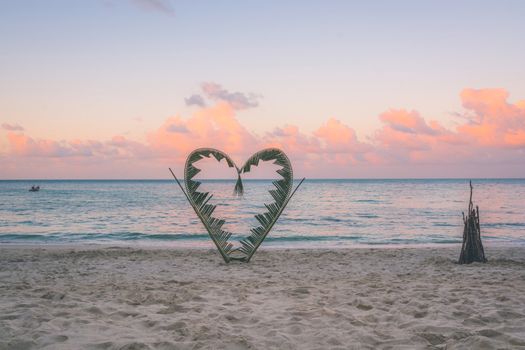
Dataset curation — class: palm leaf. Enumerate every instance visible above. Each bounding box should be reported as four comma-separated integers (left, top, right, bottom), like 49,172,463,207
184,148,239,263
237,148,296,262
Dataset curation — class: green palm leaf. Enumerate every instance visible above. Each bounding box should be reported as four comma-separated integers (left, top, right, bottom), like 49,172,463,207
183,148,239,262
237,148,297,262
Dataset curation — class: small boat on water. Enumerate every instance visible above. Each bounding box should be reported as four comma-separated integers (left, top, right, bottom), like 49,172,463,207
29,186,40,192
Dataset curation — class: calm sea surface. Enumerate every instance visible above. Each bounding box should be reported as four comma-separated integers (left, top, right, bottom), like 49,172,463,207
1,179,524,247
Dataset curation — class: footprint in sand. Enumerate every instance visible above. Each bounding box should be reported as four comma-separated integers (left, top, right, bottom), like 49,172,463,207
413,311,428,318
356,303,373,311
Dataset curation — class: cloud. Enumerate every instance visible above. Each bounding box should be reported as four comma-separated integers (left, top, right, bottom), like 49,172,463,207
184,82,261,111
148,102,259,158
313,118,374,165
373,114,458,164
5,132,151,159
7,132,92,157
457,88,525,148
314,118,361,151
504,130,525,147
3,87,525,178
379,109,438,135
374,110,452,153
369,89,525,166
129,0,174,15
165,120,189,133
201,82,260,110
1,123,24,131
184,94,206,107
264,125,319,156
261,119,376,169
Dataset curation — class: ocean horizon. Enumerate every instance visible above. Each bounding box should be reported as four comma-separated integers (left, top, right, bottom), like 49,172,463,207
1,178,524,247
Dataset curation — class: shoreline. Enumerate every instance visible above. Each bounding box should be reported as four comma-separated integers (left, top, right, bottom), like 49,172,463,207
0,240,522,251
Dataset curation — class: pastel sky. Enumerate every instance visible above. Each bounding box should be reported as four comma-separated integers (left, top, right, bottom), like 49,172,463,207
1,0,524,178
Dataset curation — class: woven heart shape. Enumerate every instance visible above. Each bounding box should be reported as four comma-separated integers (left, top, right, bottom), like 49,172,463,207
181,148,298,263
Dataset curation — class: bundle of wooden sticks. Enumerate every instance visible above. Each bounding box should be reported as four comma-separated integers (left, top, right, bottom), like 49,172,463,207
458,181,487,264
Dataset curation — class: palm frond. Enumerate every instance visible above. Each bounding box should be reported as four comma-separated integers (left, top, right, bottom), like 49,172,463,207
237,148,294,261
184,148,239,262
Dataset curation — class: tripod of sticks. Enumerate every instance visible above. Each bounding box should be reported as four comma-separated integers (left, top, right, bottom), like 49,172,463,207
458,181,487,264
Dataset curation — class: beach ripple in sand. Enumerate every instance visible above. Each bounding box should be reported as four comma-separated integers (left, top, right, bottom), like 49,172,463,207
1,245,525,349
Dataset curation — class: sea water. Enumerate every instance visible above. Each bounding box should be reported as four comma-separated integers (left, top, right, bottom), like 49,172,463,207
1,179,524,247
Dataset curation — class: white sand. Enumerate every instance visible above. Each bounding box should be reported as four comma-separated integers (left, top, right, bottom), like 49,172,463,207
1,244,524,350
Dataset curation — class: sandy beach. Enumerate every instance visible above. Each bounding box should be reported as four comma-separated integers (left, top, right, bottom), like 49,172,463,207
1,245,524,350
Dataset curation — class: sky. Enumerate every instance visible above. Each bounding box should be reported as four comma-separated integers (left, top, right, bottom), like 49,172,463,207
1,0,524,179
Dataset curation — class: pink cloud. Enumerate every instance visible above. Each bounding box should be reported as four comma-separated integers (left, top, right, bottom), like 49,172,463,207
5,132,150,159
504,130,525,147
312,118,374,165
7,132,75,157
148,102,259,159
374,110,440,160
379,109,441,135
369,89,525,166
457,88,525,148
2,87,525,178
263,125,319,156
314,118,358,150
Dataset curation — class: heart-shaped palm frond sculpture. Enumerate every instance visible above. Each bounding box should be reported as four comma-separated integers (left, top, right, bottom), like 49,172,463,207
170,148,304,263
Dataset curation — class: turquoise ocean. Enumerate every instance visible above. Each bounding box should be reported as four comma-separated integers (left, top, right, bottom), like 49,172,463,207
1,179,524,247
